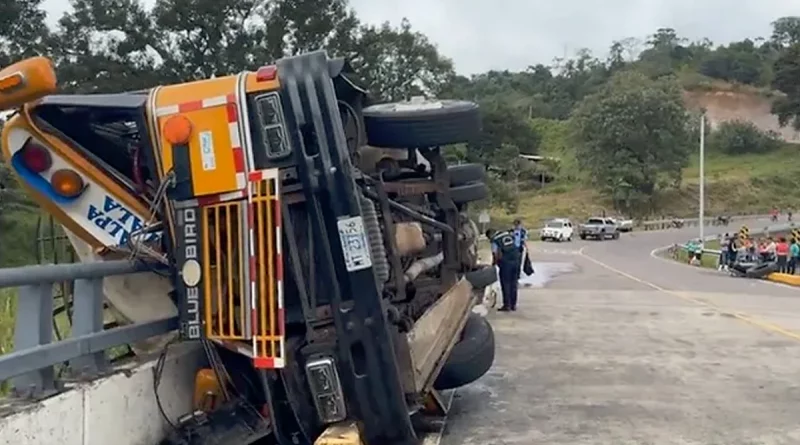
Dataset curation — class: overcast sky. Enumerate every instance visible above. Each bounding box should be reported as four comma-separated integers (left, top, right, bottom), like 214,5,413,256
41,0,800,75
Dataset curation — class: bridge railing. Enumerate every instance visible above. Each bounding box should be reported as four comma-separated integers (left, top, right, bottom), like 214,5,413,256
666,222,798,258
638,213,773,231
0,260,177,399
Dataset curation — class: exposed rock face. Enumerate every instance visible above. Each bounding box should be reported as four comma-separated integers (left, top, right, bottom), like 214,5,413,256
683,89,800,144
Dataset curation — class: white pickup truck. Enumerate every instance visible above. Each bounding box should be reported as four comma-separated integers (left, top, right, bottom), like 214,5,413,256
578,217,620,240
609,217,633,232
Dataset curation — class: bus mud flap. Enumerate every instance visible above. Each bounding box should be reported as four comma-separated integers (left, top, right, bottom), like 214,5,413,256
407,277,477,393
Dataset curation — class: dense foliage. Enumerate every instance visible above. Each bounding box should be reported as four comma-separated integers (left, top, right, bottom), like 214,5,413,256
0,1,799,219
570,71,691,215
709,121,782,155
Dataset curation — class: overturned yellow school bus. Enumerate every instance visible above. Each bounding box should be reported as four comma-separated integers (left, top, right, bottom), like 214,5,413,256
0,51,497,445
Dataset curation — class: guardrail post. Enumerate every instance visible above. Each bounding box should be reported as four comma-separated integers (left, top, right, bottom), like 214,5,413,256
11,284,55,396
69,278,108,375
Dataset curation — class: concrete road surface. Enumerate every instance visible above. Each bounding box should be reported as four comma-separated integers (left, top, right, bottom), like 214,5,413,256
439,221,800,445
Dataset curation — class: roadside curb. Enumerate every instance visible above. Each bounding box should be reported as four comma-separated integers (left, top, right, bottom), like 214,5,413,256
766,273,800,287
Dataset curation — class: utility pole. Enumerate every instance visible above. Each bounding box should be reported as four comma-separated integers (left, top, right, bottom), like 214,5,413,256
699,113,706,244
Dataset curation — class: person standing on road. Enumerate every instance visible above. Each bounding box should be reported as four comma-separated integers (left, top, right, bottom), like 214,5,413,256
776,237,789,273
727,237,739,267
766,237,777,262
718,234,730,270
487,228,521,312
746,238,755,262
512,219,528,279
790,239,800,275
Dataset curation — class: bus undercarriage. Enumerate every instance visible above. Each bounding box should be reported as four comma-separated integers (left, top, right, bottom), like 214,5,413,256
0,51,496,445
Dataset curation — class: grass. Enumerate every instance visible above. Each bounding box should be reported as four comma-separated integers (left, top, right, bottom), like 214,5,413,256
0,289,16,394
671,247,721,269
490,144,800,229
1,210,40,267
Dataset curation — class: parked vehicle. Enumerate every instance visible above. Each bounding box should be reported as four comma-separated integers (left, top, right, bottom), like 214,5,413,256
540,218,573,242
609,217,633,232
578,217,619,240
0,52,497,445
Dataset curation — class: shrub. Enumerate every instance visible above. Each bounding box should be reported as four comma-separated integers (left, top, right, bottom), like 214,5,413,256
709,120,782,154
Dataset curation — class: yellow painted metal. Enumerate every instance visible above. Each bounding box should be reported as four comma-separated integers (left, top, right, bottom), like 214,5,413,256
314,421,365,445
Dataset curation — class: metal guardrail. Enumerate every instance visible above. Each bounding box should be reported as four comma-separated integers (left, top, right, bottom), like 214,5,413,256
638,213,772,231
670,222,797,257
0,260,177,398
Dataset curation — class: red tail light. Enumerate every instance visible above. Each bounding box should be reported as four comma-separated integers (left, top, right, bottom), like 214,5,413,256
19,140,52,173
256,65,277,82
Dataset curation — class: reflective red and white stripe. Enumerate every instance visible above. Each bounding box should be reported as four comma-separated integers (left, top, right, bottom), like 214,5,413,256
247,168,284,369
155,93,247,191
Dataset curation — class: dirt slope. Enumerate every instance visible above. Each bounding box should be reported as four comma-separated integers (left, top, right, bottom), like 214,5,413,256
683,89,800,144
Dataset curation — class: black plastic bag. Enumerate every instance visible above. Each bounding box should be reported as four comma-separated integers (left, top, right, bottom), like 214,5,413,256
523,252,534,276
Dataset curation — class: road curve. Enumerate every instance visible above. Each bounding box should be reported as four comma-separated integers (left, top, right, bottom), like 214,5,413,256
438,218,800,445
580,217,800,335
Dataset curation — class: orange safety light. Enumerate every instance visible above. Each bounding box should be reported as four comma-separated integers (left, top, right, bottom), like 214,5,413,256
50,169,85,198
163,114,193,145
0,56,57,111
0,72,24,93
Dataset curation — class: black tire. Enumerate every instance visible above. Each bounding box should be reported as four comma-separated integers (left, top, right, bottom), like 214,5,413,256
434,314,495,391
579,234,586,240
447,163,485,186
745,263,779,279
540,236,547,242
450,182,488,204
363,100,481,148
465,266,497,288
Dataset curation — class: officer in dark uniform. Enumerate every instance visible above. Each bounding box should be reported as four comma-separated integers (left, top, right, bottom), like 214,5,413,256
486,228,522,312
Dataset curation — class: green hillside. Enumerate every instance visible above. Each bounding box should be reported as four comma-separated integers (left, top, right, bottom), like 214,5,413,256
460,22,800,228
490,142,800,228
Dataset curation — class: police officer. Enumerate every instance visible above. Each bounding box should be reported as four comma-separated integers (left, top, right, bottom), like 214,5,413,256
486,228,522,312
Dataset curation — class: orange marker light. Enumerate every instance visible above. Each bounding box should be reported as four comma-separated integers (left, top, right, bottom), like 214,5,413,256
51,169,85,198
163,114,193,145
0,72,24,93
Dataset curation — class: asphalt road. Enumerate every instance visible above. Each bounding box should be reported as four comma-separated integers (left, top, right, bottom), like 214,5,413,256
438,218,800,445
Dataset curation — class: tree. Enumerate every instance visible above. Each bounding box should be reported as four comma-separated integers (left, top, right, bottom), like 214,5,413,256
771,16,800,47
53,0,163,92
466,100,540,166
0,0,51,67
484,144,531,214
150,0,272,82
700,39,766,85
348,19,455,101
570,70,691,215
265,0,360,57
709,120,782,154
771,43,800,130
